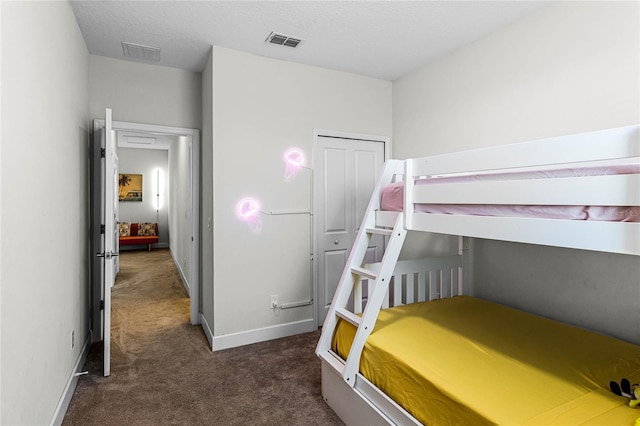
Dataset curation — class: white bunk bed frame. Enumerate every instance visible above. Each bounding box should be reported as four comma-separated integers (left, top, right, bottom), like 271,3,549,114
316,125,640,425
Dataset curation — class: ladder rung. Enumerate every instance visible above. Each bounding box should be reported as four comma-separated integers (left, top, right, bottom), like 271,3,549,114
351,266,377,280
365,227,393,236
336,308,362,327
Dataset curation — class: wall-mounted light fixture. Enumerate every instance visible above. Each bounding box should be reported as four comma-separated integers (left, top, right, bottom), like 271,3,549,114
155,168,163,212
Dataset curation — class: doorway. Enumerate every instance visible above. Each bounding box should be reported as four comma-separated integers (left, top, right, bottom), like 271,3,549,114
93,119,201,327
313,130,389,327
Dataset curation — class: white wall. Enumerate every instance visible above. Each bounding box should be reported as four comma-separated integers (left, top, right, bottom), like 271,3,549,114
89,55,202,129
393,1,638,157
118,148,169,246
0,1,90,424
168,137,193,290
205,47,391,347
392,1,640,343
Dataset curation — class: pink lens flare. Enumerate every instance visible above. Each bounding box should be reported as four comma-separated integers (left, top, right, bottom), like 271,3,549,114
236,197,261,220
284,148,305,168
283,147,307,182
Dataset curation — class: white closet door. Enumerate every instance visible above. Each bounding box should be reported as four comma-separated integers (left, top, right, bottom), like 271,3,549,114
315,135,385,326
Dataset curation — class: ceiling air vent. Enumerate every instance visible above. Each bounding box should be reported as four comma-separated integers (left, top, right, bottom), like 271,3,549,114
266,32,303,48
122,42,161,61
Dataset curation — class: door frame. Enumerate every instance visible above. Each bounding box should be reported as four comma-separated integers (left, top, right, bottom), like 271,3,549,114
312,129,390,329
94,119,201,325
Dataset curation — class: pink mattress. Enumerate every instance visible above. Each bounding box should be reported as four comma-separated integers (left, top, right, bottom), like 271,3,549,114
380,164,640,222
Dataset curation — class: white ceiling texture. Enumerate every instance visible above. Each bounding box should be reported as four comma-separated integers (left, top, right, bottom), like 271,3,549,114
70,1,550,81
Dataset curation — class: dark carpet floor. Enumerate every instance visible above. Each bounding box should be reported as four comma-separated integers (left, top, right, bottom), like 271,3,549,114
63,249,343,425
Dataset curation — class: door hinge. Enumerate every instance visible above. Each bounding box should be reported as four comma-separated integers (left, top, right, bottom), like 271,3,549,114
100,224,105,234
100,148,106,158
100,300,105,310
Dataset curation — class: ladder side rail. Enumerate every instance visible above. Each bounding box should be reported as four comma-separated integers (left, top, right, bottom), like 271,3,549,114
316,210,377,353
316,159,405,355
343,213,407,386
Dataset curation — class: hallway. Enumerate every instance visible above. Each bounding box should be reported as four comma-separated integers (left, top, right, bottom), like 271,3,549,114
63,249,342,425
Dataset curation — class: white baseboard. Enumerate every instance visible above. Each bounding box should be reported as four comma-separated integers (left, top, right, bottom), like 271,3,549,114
50,333,91,426
169,248,190,296
200,313,214,348
211,319,315,351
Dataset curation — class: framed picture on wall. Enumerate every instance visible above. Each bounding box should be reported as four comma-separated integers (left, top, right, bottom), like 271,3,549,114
119,173,143,202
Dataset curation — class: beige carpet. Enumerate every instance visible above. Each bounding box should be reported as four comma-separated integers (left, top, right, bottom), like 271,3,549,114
63,249,343,425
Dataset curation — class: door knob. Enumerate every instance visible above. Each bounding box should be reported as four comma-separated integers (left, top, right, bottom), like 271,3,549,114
334,240,339,245
96,251,119,259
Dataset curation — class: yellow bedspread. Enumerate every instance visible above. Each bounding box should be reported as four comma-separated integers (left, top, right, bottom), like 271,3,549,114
332,296,640,425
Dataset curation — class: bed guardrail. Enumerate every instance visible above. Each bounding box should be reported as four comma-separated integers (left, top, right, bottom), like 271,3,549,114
355,254,465,311
404,125,640,255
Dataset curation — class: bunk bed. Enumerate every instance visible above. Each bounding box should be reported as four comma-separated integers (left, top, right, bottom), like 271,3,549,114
316,125,640,425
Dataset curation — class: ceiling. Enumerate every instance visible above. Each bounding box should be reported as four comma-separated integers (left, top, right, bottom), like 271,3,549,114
70,1,550,81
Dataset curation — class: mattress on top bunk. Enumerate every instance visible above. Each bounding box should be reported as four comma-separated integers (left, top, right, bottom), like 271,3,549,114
380,163,640,222
332,296,640,425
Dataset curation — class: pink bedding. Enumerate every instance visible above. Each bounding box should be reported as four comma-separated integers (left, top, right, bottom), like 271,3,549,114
380,164,640,222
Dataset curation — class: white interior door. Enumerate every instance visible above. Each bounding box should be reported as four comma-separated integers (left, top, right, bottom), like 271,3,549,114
315,135,386,326
97,108,118,377
104,108,118,376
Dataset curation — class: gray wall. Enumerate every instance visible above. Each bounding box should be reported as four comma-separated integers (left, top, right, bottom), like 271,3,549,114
1,1,90,424
392,1,640,343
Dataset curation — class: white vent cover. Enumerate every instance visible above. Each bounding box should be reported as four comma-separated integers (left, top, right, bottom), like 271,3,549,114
126,136,156,145
122,42,161,61
266,32,303,48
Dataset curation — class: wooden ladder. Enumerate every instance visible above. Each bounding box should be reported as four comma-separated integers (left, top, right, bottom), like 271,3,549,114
317,204,407,387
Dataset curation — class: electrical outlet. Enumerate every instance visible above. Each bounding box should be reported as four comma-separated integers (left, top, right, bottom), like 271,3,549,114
71,330,75,349
270,295,279,309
